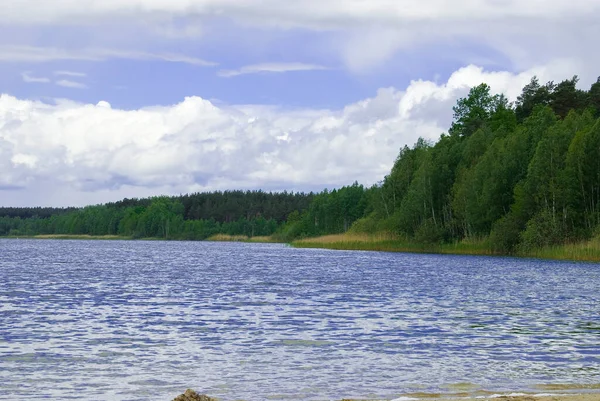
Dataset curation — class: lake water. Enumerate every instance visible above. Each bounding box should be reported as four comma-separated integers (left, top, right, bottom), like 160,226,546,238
1,239,599,401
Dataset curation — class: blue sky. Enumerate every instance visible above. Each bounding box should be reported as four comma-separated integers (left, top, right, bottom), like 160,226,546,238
0,18,518,109
1,1,599,206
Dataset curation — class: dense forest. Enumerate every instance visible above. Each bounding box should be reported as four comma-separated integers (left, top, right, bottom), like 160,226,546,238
2,74,600,254
0,191,313,240
281,75,600,253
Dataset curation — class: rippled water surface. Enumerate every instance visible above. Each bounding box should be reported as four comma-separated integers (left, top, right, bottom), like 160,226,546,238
1,239,599,400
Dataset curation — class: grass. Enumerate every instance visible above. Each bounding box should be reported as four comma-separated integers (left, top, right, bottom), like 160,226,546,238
520,236,600,262
246,236,281,243
292,232,424,252
440,236,497,256
292,232,600,262
206,234,249,242
7,231,600,262
4,233,282,243
7,234,131,240
292,233,494,255
205,234,282,243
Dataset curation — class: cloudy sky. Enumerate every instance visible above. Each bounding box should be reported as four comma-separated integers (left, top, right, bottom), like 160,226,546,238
1,0,599,206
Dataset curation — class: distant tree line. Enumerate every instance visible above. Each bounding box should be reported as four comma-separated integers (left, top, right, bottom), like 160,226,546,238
0,207,78,219
0,191,312,240
2,75,600,253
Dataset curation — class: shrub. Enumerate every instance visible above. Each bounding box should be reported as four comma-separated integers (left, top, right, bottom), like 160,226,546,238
489,214,522,253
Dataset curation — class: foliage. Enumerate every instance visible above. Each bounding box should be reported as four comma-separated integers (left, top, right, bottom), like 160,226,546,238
3,73,600,255
274,182,368,241
0,192,305,240
343,74,600,253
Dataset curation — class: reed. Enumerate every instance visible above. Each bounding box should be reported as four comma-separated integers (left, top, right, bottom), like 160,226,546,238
205,234,281,243
294,232,398,244
246,236,281,243
293,232,433,253
32,234,128,240
11,232,600,262
206,234,249,242
439,237,497,256
293,232,600,262
520,236,600,262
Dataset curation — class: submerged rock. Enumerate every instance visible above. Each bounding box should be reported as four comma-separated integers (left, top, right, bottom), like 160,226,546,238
172,389,217,401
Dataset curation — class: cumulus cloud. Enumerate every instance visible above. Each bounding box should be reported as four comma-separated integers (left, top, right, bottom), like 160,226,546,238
0,63,583,206
218,63,329,77
21,71,50,83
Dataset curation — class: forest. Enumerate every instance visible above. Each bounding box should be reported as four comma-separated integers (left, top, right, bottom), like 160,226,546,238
2,74,600,255
0,191,313,240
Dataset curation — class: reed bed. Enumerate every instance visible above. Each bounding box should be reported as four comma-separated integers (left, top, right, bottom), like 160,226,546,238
439,237,497,256
206,234,280,243
246,236,280,243
521,236,600,262
206,234,250,242
293,232,600,262
293,232,433,253
11,231,600,262
32,234,127,240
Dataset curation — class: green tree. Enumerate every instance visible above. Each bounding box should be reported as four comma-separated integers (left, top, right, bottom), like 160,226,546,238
551,76,588,119
449,83,508,138
589,77,600,117
515,76,555,122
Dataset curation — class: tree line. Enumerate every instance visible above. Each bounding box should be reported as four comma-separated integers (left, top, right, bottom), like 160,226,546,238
2,74,600,253
276,75,600,253
0,191,312,240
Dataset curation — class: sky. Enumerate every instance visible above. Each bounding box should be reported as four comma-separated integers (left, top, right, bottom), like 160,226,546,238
1,0,599,207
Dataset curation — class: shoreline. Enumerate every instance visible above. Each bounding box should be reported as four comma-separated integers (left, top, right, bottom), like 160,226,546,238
0,233,283,243
384,393,600,401
6,234,134,240
3,233,600,263
291,233,600,263
345,391,600,400
345,394,600,401
171,390,600,401
398,392,600,401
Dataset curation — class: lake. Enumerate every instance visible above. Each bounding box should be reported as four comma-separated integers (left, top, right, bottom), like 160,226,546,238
1,239,599,401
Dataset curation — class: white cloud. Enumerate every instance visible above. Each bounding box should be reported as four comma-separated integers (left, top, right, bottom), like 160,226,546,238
218,63,329,78
152,21,204,39
0,2,597,75
339,27,411,73
0,45,217,66
21,71,50,83
54,70,87,77
56,79,88,89
11,153,38,168
0,62,582,206
0,0,600,71
0,1,598,26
